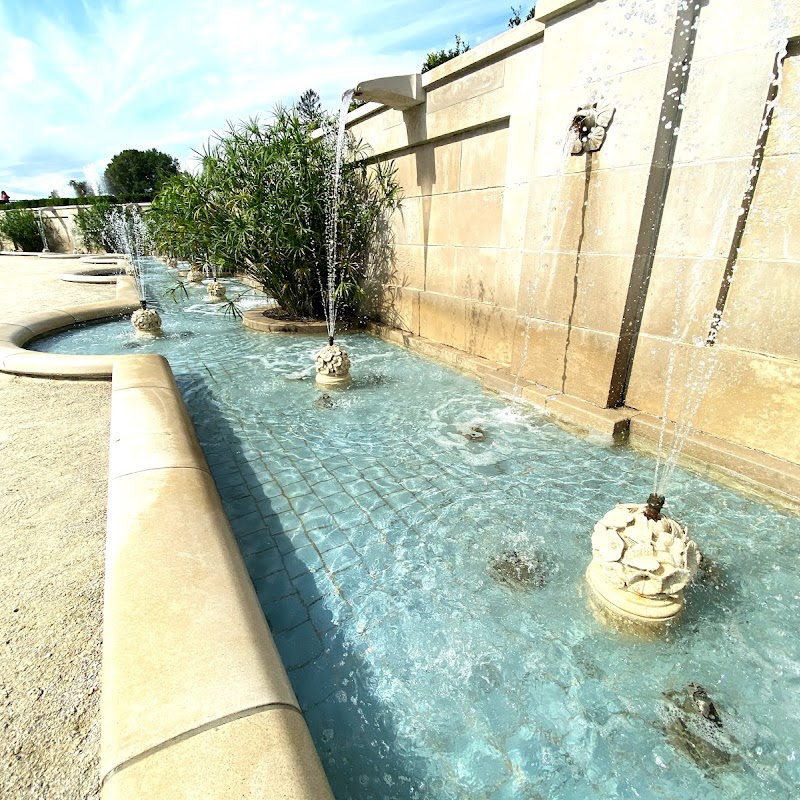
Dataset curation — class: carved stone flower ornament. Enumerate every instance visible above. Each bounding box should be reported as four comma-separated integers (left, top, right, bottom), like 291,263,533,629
590,503,700,599
131,307,163,336
315,343,351,377
570,96,614,155
206,281,226,301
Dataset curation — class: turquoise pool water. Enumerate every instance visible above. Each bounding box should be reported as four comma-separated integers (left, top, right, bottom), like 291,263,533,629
35,263,800,799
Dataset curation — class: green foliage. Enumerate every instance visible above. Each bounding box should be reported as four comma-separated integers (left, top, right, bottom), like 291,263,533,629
73,199,117,252
421,35,470,74
0,208,46,251
149,105,401,319
508,6,536,27
104,148,180,200
297,89,324,129
69,179,95,198
348,97,367,113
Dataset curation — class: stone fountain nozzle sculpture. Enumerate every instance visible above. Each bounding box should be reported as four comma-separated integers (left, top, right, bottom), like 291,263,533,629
586,494,701,631
352,74,425,110
569,97,614,155
131,299,163,337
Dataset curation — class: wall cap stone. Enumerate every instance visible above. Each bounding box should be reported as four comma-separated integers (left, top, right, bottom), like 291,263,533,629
421,18,545,88
534,0,596,24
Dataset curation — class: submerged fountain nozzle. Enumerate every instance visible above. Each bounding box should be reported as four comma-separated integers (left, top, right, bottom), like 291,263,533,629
644,493,666,520
328,335,334,347
140,299,147,310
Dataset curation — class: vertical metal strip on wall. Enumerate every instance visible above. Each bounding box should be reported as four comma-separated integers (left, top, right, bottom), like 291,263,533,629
606,0,703,408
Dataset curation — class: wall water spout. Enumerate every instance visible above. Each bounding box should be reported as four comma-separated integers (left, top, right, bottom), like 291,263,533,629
569,96,614,154
353,74,425,110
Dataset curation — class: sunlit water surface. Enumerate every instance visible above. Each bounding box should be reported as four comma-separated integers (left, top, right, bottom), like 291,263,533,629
34,262,800,799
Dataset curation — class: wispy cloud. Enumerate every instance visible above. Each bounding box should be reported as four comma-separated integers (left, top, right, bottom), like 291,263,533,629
0,0,510,198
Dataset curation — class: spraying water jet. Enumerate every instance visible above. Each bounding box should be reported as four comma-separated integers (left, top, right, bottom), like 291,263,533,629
315,89,355,388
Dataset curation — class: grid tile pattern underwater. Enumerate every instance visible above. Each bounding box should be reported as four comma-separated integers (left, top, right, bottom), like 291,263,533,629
34,265,800,799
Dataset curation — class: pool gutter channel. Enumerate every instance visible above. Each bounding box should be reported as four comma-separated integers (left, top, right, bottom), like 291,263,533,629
368,322,800,506
0,272,334,799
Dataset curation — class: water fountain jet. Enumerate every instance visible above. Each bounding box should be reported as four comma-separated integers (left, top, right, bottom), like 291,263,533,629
108,205,162,336
315,89,355,388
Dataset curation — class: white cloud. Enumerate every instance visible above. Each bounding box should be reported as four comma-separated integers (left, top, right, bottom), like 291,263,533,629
0,0,508,198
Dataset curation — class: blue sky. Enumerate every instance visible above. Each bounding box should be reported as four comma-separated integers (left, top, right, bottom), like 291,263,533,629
1,0,515,199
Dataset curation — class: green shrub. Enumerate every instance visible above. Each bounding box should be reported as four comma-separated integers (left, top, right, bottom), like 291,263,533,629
508,6,536,27
0,208,46,251
149,103,400,319
421,35,470,74
73,199,117,252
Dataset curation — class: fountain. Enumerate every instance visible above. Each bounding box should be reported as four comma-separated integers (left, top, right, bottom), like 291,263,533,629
36,209,50,252
206,276,227,302
586,497,700,628
24,4,800,795
315,88,355,388
108,205,162,337
185,263,205,284
585,32,788,631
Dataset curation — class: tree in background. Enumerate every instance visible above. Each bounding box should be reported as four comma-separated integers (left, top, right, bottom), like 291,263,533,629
104,148,180,200
68,179,95,198
508,5,536,27
297,89,324,129
421,35,470,73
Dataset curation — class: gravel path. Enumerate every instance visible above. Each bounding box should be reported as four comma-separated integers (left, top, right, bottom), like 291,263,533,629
0,255,116,800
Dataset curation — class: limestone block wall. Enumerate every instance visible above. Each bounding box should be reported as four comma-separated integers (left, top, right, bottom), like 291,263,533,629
626,0,800,464
349,0,800,467
352,21,545,367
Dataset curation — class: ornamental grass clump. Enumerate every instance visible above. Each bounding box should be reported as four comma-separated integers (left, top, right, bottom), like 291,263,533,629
149,101,400,319
0,208,46,251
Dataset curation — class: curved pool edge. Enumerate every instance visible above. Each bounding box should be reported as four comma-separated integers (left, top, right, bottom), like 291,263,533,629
0,278,334,799
0,275,140,377
101,354,334,799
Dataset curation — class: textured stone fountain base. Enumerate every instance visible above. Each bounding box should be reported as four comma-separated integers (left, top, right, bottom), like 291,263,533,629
186,267,204,283
585,561,683,627
315,343,352,388
206,281,226,302
131,307,163,337
315,372,352,388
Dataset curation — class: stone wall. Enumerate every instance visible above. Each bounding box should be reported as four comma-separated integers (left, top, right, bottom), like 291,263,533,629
348,0,800,467
0,203,151,253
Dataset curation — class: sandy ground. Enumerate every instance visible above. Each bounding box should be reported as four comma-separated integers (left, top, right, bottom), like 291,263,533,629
0,255,116,799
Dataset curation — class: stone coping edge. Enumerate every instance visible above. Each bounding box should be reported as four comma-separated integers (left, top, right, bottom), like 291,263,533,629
101,355,334,798
242,306,329,334
368,322,800,502
0,268,334,797
59,265,126,283
534,0,595,24
0,274,140,377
